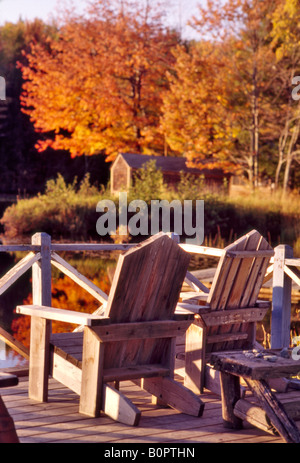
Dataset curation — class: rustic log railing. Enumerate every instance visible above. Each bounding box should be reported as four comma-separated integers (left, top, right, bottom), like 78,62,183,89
0,232,299,360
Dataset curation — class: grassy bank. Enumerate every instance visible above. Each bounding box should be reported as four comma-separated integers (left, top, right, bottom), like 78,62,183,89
0,172,299,254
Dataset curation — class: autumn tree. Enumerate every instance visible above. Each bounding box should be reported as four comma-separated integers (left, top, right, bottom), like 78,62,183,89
19,0,179,161
163,0,279,186
160,41,236,171
270,0,300,192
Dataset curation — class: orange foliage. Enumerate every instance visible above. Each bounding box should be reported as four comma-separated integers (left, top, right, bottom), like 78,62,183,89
160,41,236,170
19,0,179,160
186,0,279,183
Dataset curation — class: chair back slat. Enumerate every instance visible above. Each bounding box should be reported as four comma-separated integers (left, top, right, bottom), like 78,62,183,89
208,230,272,311
205,230,272,353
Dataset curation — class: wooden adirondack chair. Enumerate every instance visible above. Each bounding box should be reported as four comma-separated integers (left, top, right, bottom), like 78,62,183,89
176,229,273,395
17,233,204,425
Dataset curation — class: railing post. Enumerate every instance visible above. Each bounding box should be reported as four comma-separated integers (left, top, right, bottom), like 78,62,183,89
271,244,293,349
28,233,52,402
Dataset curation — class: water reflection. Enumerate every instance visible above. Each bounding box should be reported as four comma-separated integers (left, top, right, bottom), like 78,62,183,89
0,250,117,367
0,340,27,368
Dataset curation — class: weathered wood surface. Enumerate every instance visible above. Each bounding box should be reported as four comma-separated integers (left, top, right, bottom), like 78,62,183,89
78,233,204,421
184,270,210,294
182,230,273,394
0,374,286,443
0,251,41,296
17,304,110,327
234,399,278,435
234,390,300,435
271,245,294,349
28,233,52,403
245,379,300,443
141,376,205,417
210,350,300,380
219,371,243,429
18,233,205,425
209,350,300,443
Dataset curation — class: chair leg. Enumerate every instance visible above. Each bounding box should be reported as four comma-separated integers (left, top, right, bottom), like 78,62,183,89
28,317,51,402
80,327,104,417
102,384,141,426
219,371,243,429
184,321,206,394
141,376,205,417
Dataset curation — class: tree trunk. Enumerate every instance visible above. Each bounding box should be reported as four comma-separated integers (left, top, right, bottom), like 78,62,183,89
283,122,300,193
275,155,283,189
251,62,259,189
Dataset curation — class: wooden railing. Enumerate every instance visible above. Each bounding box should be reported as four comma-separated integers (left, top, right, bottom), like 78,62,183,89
0,232,299,360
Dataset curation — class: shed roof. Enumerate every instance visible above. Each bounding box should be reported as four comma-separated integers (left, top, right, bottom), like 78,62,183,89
116,153,226,176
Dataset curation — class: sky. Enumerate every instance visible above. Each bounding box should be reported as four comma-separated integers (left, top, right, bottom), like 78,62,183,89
0,0,203,39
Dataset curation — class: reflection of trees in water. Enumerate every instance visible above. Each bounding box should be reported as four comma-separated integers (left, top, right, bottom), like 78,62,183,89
12,271,112,348
0,252,117,348
0,251,32,333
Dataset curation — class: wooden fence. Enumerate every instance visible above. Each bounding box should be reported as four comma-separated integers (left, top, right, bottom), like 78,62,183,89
0,232,299,361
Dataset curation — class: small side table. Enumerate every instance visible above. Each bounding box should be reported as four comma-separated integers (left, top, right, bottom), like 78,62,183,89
0,372,19,443
210,350,300,444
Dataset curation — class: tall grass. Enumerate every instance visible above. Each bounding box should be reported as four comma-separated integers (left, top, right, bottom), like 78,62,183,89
226,188,300,252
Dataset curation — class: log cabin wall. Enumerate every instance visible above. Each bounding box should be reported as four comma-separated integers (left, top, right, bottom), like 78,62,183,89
110,152,231,195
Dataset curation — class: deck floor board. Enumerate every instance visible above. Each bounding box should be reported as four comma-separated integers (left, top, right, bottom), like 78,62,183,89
0,374,284,444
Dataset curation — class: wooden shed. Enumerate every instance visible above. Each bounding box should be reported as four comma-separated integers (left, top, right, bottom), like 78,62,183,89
110,152,231,194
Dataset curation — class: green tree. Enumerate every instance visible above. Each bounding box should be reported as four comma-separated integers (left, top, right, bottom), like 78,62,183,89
129,160,165,201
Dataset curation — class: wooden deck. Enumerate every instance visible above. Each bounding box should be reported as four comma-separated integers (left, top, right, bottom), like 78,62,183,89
0,369,284,444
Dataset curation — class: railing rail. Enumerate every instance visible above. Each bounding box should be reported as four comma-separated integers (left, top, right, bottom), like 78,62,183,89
0,232,299,360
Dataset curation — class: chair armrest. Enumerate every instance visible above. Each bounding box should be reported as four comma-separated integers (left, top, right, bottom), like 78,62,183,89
17,305,110,327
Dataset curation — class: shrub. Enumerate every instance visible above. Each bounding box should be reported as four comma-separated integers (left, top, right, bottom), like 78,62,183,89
0,173,103,241
129,160,165,202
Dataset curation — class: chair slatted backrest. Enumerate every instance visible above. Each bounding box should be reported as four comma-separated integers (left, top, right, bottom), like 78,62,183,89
205,229,272,353
102,233,191,370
